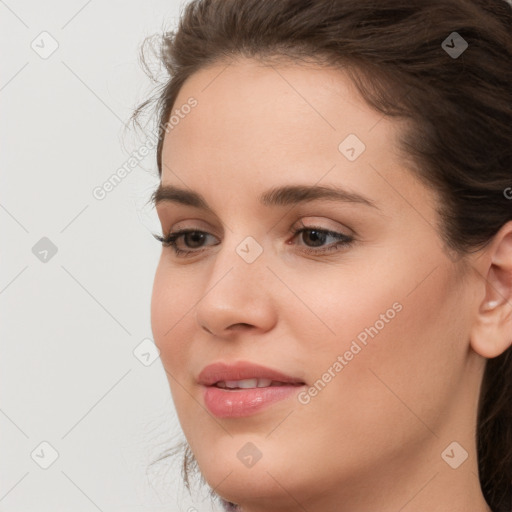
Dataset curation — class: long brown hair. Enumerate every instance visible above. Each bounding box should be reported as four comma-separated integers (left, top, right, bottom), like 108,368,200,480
131,1,512,510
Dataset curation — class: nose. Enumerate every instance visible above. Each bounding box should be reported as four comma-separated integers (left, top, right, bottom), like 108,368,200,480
194,242,277,339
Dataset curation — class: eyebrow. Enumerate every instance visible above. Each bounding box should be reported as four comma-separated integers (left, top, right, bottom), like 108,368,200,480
151,183,379,211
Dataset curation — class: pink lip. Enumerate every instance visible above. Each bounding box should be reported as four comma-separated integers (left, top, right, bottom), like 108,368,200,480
198,361,306,418
197,361,304,386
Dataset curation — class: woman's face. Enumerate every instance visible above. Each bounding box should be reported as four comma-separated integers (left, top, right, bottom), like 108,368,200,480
151,59,484,510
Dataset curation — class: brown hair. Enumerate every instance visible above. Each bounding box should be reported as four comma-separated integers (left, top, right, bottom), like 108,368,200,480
131,0,512,510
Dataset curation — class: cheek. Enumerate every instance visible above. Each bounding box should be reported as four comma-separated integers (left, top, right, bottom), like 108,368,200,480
277,258,405,359
150,262,194,370
298,258,464,448
150,263,204,432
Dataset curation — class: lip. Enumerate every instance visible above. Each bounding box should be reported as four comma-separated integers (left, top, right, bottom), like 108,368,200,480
197,361,305,386
198,361,306,418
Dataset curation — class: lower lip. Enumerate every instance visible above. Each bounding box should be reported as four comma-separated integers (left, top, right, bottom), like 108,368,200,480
203,384,303,418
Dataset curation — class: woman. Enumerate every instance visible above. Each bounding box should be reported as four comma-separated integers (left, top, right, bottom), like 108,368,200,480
131,0,512,511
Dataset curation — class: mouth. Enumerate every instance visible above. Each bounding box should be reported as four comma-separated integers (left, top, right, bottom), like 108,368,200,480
214,378,304,389
198,360,305,386
198,361,306,418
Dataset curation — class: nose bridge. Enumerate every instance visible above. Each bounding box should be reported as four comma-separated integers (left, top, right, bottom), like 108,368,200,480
194,228,274,334
205,230,268,303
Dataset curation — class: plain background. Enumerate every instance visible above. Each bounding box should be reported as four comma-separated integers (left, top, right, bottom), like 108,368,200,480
4,1,512,512
0,1,221,510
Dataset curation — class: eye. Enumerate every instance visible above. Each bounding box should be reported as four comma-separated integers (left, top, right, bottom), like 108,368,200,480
288,220,355,255
152,228,218,257
153,220,355,258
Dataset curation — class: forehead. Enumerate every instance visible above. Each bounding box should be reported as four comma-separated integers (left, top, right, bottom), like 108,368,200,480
164,58,399,165
158,58,436,222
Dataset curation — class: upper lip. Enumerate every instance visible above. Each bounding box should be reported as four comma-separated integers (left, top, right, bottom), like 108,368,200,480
197,361,305,386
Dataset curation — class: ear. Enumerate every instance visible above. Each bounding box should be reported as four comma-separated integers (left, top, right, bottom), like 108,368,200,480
470,220,512,359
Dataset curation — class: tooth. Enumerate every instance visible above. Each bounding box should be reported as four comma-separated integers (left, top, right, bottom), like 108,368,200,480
221,379,264,389
223,379,258,388
237,378,258,389
217,378,282,389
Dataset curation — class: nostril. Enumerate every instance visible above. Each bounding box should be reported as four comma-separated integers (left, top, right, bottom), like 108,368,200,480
200,324,214,335
234,323,252,328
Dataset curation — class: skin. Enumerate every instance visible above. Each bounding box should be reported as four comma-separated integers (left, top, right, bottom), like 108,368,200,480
150,58,512,512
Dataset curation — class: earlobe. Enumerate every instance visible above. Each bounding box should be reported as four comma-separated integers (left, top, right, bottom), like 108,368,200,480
470,221,512,360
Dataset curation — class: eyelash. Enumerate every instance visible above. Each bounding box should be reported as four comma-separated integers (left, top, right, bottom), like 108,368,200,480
152,220,355,258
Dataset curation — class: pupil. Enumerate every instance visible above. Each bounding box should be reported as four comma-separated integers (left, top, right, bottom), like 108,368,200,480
186,232,205,248
305,229,325,247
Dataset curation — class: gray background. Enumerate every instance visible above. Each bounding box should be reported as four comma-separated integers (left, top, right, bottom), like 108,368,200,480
7,1,511,511
0,1,219,510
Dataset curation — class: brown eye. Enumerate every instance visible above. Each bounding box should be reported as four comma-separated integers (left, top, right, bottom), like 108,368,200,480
299,229,329,247
289,224,355,255
182,231,208,248
153,229,219,257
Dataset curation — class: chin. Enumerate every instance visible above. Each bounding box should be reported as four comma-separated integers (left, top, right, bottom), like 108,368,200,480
193,436,301,501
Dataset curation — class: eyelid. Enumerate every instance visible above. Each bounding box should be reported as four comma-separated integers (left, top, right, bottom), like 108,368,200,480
291,217,355,237
168,217,220,232
163,217,353,243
